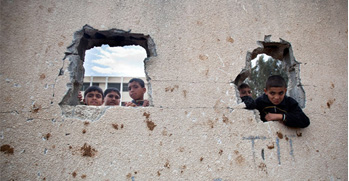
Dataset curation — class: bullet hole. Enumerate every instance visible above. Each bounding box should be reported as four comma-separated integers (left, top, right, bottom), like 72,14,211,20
69,146,72,149
200,157,204,162
44,133,51,140
234,35,306,108
235,155,245,165
285,136,289,141
327,99,335,108
267,143,274,149
84,121,90,126
31,104,41,113
82,129,86,134
316,150,319,152
65,133,70,136
219,149,223,156
81,175,86,179
72,172,77,178
164,160,170,168
296,131,302,137
199,54,208,61
234,150,239,155
181,165,187,174
39,74,46,80
112,124,119,130
226,36,234,43
80,143,97,157
1,144,14,155
126,173,132,178
222,114,229,124
178,147,185,152
143,112,150,119
258,163,268,174
277,132,283,139
330,82,335,89
165,85,179,92
60,25,156,106
183,90,187,98
157,171,161,176
146,121,157,131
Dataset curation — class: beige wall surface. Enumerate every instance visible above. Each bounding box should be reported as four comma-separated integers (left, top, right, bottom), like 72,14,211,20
0,0,347,180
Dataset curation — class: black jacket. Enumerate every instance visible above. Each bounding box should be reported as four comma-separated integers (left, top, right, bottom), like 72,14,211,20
255,94,310,128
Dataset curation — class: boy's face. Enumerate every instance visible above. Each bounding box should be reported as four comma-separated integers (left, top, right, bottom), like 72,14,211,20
128,81,146,101
239,88,252,97
84,91,103,106
104,91,120,106
264,87,287,105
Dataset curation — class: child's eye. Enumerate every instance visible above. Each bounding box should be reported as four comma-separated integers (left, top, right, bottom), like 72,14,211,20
96,94,102,98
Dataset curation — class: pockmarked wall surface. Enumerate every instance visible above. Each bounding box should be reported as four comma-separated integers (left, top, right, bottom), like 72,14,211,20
0,0,347,180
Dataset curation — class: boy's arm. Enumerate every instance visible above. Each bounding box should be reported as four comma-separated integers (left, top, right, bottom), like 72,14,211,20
283,99,310,128
241,96,256,110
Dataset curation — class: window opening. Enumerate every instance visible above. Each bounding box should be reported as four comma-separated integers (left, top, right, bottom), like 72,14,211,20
82,44,148,105
60,25,157,106
234,35,306,108
244,54,288,99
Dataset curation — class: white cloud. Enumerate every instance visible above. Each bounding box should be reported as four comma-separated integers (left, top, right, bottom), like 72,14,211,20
84,45,147,77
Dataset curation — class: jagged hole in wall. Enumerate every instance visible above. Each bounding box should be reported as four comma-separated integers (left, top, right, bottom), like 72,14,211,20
234,36,306,108
60,25,157,107
83,44,147,106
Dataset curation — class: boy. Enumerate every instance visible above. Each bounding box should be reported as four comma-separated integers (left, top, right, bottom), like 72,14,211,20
125,78,149,107
103,87,121,106
238,83,256,110
83,86,104,106
255,75,310,128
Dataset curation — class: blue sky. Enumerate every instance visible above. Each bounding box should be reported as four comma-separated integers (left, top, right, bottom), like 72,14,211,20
84,45,147,77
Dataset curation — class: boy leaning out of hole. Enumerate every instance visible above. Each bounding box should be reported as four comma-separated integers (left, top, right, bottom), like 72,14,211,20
255,75,310,128
125,78,149,107
238,83,256,110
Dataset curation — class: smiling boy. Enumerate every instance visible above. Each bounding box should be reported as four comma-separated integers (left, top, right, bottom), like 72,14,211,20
255,75,310,128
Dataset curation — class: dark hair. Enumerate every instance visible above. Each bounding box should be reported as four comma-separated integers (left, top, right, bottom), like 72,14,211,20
266,75,287,89
129,78,145,88
84,86,103,97
238,83,250,91
103,87,120,98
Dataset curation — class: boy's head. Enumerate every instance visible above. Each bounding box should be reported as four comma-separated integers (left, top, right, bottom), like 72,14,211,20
128,78,146,101
264,75,287,105
104,87,121,106
238,83,252,97
83,86,104,106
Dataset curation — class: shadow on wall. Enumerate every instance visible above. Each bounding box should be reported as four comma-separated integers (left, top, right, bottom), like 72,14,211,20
59,25,157,106
234,35,306,108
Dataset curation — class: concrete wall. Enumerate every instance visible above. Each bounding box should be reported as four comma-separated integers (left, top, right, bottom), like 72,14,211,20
0,0,347,180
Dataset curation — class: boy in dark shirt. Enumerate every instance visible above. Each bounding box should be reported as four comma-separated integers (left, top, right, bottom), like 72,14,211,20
125,78,149,107
238,83,256,110
255,75,310,128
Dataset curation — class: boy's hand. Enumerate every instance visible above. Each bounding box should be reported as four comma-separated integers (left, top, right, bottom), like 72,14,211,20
78,91,83,102
143,100,149,107
125,102,137,107
265,113,283,121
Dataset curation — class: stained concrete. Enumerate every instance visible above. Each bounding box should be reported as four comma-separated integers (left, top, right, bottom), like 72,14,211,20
0,0,347,180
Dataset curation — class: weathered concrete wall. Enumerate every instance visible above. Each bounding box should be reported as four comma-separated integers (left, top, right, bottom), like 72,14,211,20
0,0,347,180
